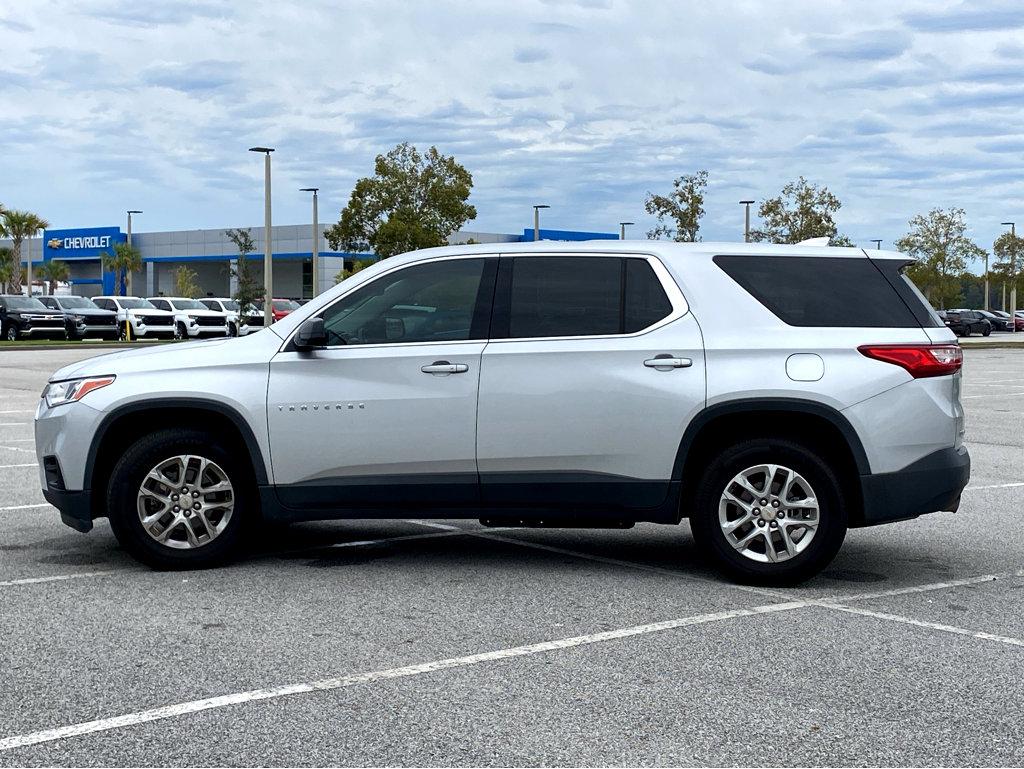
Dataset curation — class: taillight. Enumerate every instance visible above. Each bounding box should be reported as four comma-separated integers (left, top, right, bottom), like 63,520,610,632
858,344,962,378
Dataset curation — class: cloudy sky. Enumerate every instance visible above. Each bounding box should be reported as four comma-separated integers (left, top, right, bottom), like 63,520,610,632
1,0,1022,252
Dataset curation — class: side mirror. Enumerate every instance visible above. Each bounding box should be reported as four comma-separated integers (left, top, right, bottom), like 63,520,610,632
293,317,328,351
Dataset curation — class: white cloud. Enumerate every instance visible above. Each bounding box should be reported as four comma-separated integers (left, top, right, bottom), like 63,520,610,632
0,0,1020,253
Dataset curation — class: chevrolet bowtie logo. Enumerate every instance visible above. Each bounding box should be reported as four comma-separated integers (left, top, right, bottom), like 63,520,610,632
47,238,63,249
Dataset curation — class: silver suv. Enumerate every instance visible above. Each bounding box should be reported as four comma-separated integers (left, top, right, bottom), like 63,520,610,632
35,242,970,583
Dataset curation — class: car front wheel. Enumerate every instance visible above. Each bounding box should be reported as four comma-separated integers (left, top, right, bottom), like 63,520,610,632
689,437,848,585
5,325,16,341
106,428,253,569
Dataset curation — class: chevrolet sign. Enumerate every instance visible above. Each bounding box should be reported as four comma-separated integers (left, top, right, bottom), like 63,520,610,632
42,226,126,261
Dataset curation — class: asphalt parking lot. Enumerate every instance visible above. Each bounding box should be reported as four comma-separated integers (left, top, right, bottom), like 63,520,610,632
1,347,1023,766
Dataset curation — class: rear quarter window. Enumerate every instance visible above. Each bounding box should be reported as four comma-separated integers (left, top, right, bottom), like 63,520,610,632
713,255,923,328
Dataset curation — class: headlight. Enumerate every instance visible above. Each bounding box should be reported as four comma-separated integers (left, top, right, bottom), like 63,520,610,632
42,376,116,408
188,315,199,323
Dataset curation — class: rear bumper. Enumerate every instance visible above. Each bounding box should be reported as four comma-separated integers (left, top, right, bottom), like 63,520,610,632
44,488,94,533
858,446,970,526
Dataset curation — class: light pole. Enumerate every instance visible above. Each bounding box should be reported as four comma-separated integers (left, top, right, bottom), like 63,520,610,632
619,221,634,240
739,200,754,242
870,239,882,250
127,210,142,295
532,204,549,241
301,188,319,297
1003,222,1016,331
250,147,275,325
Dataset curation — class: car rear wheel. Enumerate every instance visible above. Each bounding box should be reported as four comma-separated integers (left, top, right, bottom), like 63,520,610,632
689,437,848,585
106,428,254,569
5,325,16,341
983,325,991,337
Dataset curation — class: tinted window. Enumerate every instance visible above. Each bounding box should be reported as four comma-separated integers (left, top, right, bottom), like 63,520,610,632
714,256,921,328
509,257,621,338
320,259,487,346
39,298,58,308
119,299,156,309
624,259,673,333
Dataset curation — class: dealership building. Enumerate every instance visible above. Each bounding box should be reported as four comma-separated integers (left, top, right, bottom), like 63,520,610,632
4,223,617,299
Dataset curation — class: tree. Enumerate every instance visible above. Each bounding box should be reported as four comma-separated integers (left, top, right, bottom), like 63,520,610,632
37,259,69,295
991,230,1024,296
1,209,50,294
173,265,200,298
894,208,986,309
100,242,143,296
749,177,852,245
325,143,476,258
644,170,708,241
226,228,264,326
0,247,14,293
334,258,374,284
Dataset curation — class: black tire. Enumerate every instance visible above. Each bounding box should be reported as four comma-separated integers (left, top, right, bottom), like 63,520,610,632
5,324,17,342
689,437,848,585
229,322,238,337
983,325,991,337
174,322,187,340
962,327,970,337
106,428,255,569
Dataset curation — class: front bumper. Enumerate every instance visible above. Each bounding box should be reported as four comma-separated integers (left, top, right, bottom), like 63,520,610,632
44,488,94,532
858,446,970,526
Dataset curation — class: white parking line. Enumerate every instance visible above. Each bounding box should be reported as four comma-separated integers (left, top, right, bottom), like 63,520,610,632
0,445,35,453
0,572,115,588
0,503,50,511
827,604,1024,647
962,391,1024,399
1,438,34,442
0,599,811,752
0,410,34,414
0,422,31,427
0,463,38,469
966,482,1024,490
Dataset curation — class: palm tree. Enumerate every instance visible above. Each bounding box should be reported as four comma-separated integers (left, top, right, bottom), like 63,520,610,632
100,242,142,296
1,209,50,295
37,259,70,295
0,247,14,293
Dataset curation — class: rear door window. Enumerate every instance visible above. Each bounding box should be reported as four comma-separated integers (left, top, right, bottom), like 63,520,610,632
500,256,673,339
714,255,924,328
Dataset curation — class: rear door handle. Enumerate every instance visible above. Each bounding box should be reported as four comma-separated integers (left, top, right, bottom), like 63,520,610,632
644,355,692,370
421,360,469,375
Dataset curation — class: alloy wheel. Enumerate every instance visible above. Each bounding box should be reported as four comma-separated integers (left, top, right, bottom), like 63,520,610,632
718,463,819,563
136,454,235,549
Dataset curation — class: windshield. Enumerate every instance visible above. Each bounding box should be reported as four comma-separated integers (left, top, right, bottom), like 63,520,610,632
3,297,47,310
273,300,300,311
221,300,239,311
119,298,157,310
58,297,98,309
171,299,208,310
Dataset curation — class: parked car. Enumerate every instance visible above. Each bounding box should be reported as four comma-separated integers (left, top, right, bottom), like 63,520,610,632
938,310,989,337
147,297,229,339
92,296,176,339
37,295,119,340
975,309,1010,331
0,295,67,340
950,309,991,336
272,298,300,322
200,298,263,336
36,242,969,585
988,310,1024,331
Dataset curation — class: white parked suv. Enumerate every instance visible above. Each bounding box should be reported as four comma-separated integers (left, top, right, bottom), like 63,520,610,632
199,298,263,336
36,242,969,583
92,296,176,339
147,297,229,339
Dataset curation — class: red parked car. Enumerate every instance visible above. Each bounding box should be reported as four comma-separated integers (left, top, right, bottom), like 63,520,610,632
271,299,300,323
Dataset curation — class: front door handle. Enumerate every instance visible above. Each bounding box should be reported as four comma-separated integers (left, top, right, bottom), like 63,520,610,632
644,355,692,370
421,360,469,375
